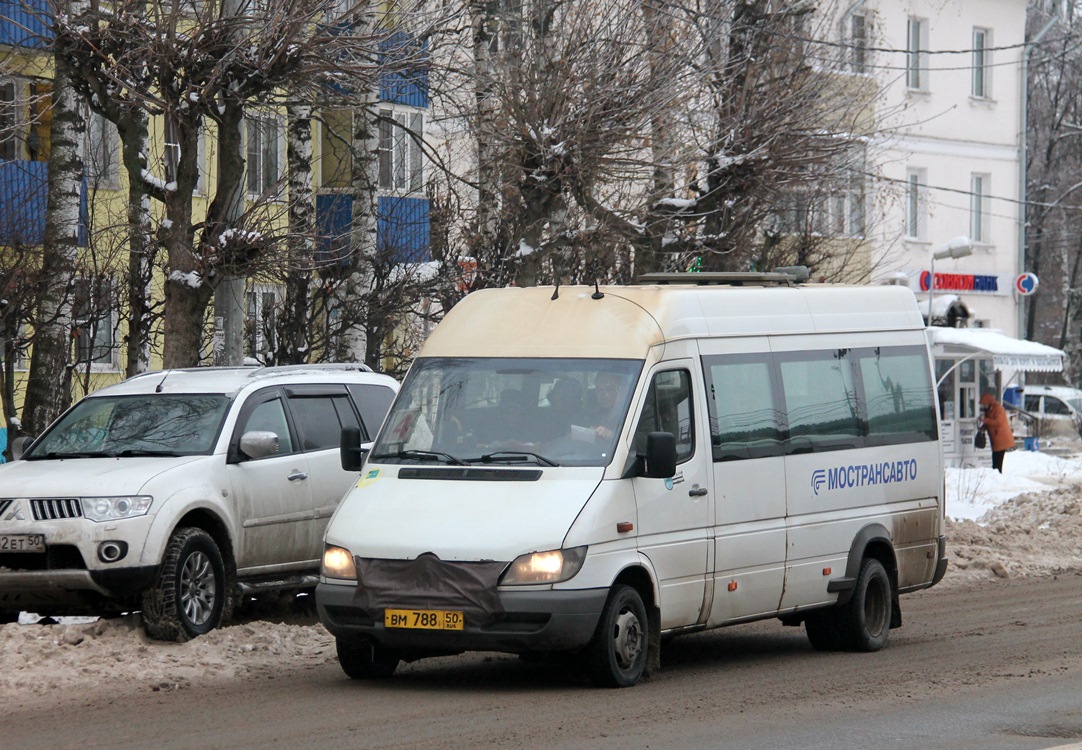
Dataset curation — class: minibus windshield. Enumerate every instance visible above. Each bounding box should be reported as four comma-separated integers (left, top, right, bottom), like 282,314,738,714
371,357,642,467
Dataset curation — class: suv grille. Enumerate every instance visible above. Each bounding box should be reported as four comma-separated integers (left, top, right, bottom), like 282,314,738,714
0,499,10,516
31,498,83,521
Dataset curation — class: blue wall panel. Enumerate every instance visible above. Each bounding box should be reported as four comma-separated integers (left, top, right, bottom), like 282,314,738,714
316,193,431,266
0,160,46,244
0,0,52,47
379,32,429,108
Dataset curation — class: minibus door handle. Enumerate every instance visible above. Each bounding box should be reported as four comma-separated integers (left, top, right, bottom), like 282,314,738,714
688,486,708,497
288,470,309,481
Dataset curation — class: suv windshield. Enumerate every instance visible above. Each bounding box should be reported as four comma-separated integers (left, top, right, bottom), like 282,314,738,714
25,394,232,459
370,357,641,467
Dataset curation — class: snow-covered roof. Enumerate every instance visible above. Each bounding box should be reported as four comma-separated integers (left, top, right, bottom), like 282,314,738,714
929,326,1065,372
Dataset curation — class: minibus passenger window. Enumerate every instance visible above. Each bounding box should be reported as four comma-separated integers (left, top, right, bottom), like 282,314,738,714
858,350,936,442
780,353,860,443
703,358,781,461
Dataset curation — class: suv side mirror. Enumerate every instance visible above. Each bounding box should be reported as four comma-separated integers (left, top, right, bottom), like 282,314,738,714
643,431,677,479
340,426,369,471
10,435,33,461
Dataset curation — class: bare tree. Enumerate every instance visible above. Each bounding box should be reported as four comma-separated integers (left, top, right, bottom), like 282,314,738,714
1024,4,1082,382
425,0,876,294
21,0,88,435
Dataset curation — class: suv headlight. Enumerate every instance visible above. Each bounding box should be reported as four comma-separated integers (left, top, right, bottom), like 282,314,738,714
322,545,358,580
81,496,153,522
501,546,587,585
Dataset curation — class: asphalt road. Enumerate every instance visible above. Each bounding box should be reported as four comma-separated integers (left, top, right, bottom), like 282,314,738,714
8,573,1082,750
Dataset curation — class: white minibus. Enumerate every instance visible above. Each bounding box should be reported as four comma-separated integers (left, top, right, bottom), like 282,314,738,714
316,272,948,687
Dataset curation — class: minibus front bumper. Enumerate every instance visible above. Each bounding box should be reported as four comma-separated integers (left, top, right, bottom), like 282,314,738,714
316,581,609,655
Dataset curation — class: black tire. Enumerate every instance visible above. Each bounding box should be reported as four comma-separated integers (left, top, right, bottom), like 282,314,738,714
142,528,232,642
0,610,18,625
336,639,400,679
804,610,843,651
838,558,892,652
586,584,649,688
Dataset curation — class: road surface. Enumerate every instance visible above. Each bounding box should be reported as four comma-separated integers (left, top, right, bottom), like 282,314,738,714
7,574,1082,750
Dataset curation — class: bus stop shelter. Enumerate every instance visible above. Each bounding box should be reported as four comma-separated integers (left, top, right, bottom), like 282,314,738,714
928,326,1065,467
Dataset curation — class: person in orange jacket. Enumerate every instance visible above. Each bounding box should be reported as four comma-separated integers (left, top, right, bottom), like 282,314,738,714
979,392,1013,472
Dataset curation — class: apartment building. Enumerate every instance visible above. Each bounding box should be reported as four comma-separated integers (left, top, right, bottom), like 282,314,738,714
854,0,1028,336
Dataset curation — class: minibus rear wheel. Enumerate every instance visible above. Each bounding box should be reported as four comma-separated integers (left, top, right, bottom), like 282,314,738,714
587,584,649,688
839,558,892,652
336,639,400,679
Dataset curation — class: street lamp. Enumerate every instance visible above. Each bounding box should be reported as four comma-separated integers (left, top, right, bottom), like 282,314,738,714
928,236,974,325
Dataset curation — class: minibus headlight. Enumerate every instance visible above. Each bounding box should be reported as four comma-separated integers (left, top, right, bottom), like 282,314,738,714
321,545,358,580
501,546,587,585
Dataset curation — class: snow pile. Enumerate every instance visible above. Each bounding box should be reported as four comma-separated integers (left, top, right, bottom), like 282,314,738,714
944,450,1082,585
1,615,334,707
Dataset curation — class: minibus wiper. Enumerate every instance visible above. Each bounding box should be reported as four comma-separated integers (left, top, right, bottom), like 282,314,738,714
475,451,559,467
371,449,469,466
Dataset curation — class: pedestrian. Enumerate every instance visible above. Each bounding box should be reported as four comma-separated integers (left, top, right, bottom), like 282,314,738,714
979,392,1013,473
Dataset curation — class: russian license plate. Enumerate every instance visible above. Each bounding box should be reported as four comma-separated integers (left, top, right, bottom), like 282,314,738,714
384,608,464,631
0,534,45,553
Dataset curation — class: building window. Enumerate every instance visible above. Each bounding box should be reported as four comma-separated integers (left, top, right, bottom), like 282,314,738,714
73,277,116,368
247,115,282,196
906,169,925,240
0,79,50,163
906,17,927,90
86,112,119,189
831,145,866,237
0,80,19,161
163,117,206,193
378,109,423,193
849,12,868,73
972,28,991,98
245,287,277,363
970,174,989,244
320,108,353,189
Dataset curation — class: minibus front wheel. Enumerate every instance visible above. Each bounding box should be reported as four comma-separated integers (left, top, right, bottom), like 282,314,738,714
336,638,400,679
586,584,649,688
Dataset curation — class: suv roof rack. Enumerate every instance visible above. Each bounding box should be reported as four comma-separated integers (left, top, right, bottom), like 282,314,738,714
637,266,810,287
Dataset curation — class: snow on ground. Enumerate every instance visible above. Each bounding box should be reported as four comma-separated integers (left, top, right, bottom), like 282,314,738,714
4,450,1082,703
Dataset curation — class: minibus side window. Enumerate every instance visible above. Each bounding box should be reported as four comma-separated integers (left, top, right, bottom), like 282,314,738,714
633,370,694,463
778,350,861,451
856,347,938,445
701,355,783,462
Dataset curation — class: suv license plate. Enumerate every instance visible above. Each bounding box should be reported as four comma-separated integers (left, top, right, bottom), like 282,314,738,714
385,608,464,631
0,534,45,553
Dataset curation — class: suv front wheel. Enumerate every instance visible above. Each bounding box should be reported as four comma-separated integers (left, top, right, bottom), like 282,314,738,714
142,527,233,642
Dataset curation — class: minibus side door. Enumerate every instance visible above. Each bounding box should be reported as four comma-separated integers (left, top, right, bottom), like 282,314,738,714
699,347,788,625
630,363,712,630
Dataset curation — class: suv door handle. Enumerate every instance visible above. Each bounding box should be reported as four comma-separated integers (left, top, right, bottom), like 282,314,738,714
689,487,708,497
288,471,308,481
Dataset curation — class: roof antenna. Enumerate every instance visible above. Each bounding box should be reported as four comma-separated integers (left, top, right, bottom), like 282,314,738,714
551,280,560,300
591,280,604,300
155,371,169,393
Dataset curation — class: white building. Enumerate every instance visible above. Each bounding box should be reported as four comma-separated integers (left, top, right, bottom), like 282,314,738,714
856,0,1029,336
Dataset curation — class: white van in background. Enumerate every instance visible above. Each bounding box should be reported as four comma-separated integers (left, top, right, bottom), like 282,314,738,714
316,272,948,687
1020,385,1082,438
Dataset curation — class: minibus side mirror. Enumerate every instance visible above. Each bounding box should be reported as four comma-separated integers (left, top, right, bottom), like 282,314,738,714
340,426,369,471
643,431,677,479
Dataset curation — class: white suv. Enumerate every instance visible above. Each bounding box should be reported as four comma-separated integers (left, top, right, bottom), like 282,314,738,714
0,365,398,640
